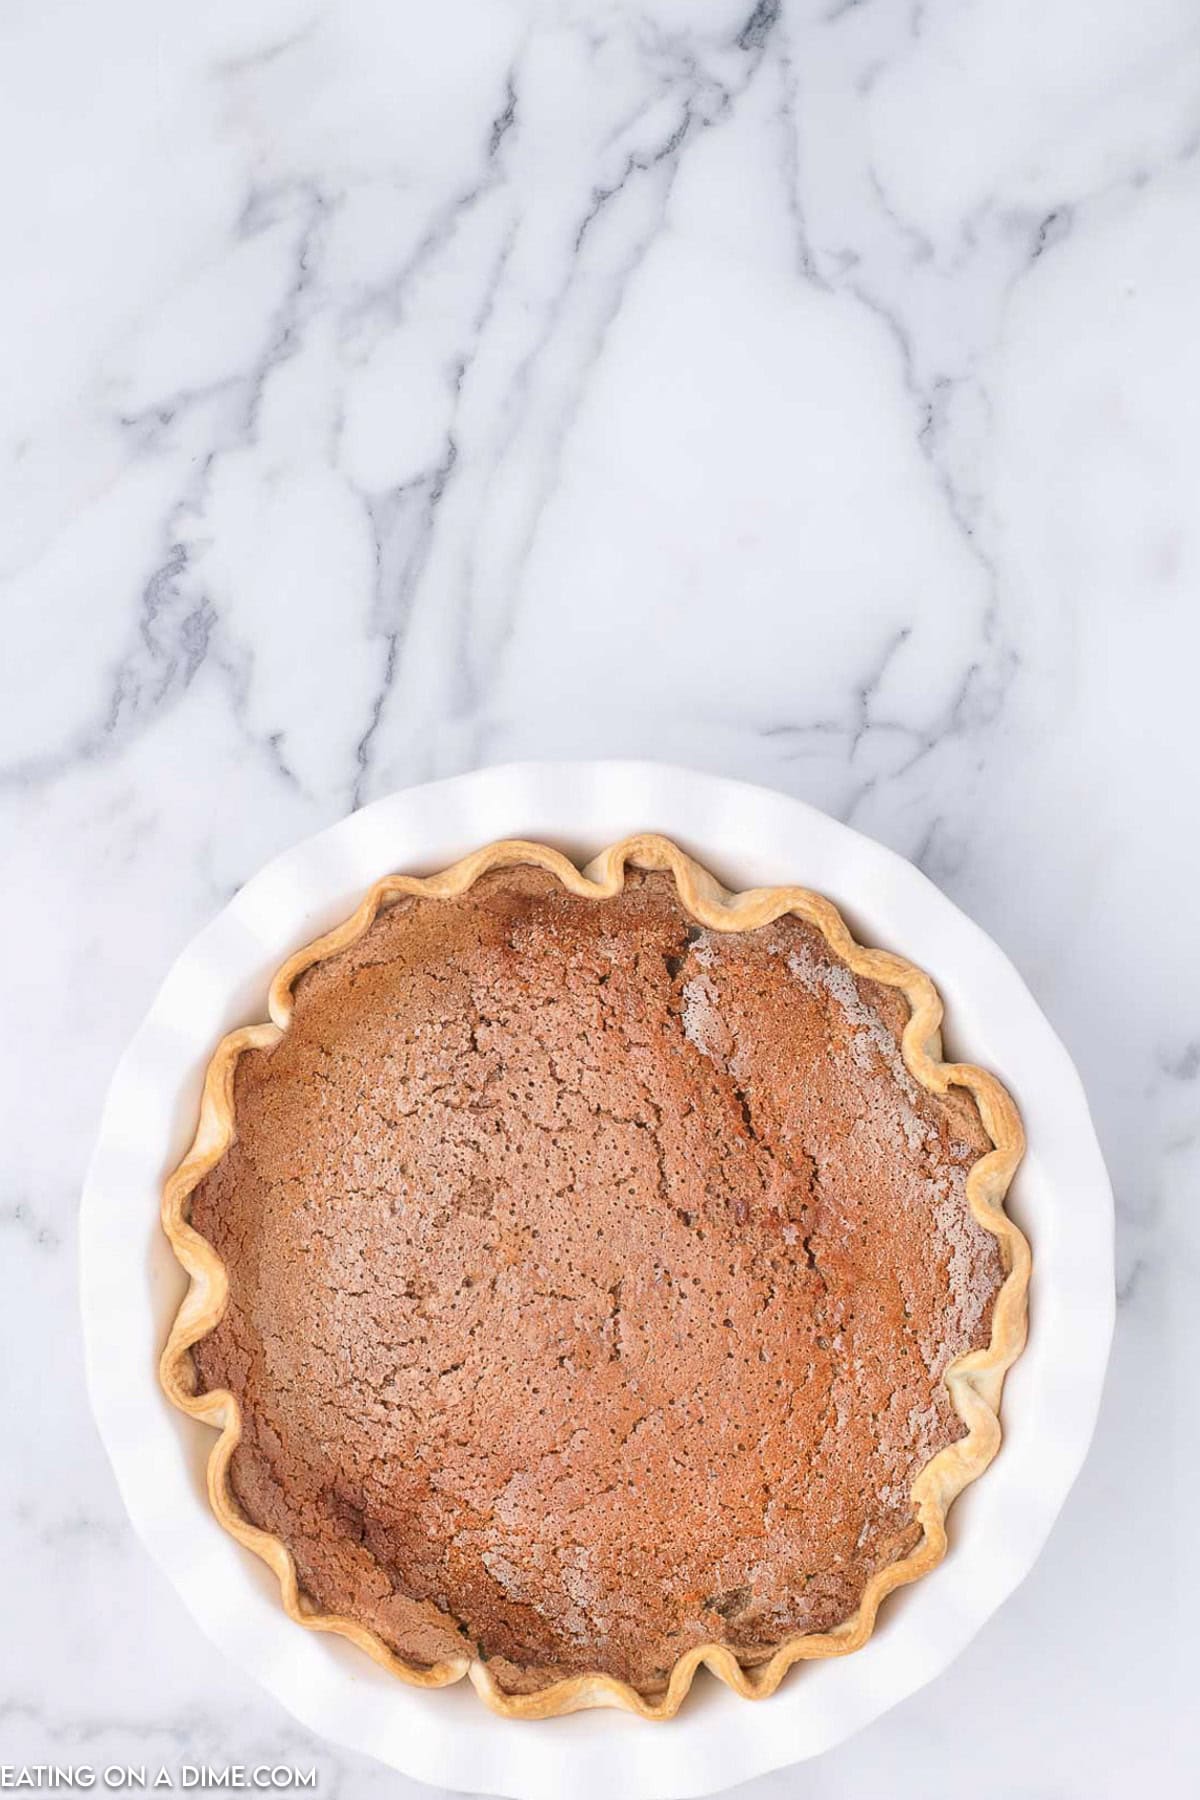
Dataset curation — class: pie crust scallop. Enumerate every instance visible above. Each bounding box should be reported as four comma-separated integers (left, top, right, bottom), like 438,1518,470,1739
159,834,1030,1720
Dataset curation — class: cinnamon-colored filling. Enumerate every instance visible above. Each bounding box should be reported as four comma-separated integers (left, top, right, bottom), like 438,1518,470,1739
191,867,1001,1696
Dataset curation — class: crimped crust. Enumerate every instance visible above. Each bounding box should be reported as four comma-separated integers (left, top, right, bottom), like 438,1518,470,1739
160,834,1029,1719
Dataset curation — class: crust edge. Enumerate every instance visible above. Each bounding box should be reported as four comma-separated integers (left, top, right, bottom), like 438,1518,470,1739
159,832,1030,1721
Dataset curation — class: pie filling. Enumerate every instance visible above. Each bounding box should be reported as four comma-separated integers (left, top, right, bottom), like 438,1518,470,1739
190,867,1002,1697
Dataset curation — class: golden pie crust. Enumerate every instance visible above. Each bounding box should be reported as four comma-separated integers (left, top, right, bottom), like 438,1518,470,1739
160,834,1029,1719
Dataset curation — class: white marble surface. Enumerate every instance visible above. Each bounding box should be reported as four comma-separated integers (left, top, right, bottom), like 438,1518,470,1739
1,1,1196,1793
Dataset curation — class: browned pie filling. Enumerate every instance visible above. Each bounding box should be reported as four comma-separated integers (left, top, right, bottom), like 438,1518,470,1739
190,867,1003,1698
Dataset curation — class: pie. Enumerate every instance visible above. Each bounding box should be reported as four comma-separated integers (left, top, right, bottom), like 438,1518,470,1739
160,835,1029,1719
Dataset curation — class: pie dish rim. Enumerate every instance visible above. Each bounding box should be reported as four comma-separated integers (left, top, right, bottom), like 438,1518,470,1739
158,830,1030,1721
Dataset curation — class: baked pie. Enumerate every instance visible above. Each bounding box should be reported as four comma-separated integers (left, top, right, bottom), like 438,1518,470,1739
160,835,1029,1718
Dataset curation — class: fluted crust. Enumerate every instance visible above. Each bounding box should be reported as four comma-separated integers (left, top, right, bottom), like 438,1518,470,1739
160,834,1029,1719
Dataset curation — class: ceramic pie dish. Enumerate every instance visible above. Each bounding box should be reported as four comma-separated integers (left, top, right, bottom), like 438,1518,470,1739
82,762,1113,1800
158,831,1029,1720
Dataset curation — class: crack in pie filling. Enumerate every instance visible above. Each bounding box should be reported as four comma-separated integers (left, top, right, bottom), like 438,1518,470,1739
165,839,1028,1717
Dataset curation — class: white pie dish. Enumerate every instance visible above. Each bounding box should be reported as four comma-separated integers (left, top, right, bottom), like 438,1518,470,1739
80,760,1114,1800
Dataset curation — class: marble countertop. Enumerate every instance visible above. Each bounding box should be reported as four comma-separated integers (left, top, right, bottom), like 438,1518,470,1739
2,2,1195,1794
